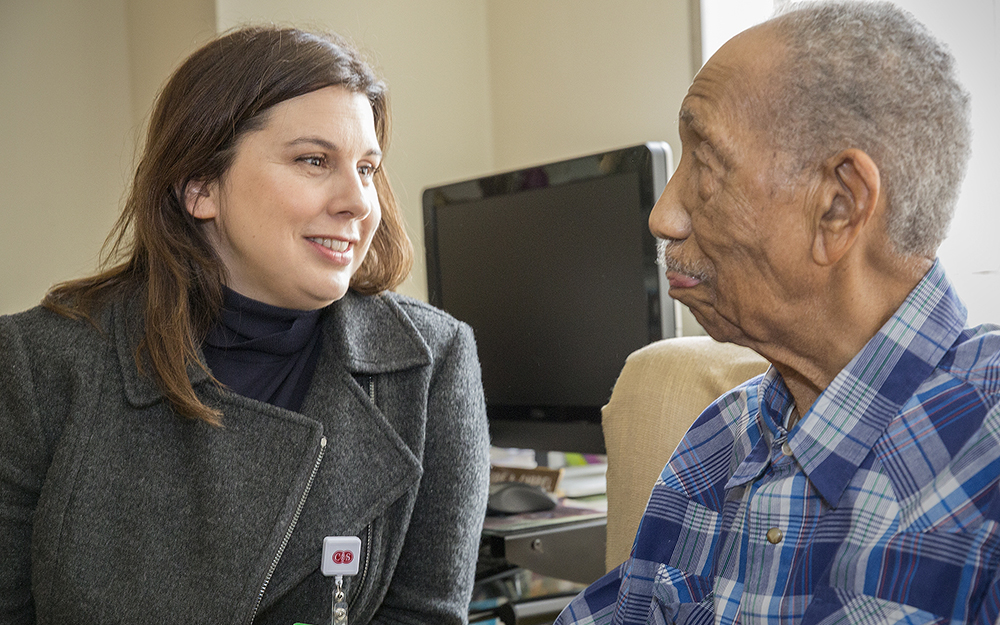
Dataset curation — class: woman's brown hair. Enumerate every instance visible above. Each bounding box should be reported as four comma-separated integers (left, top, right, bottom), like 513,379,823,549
43,26,413,425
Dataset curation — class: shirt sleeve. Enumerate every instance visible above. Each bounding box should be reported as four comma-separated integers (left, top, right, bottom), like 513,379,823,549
0,315,48,623
555,566,625,624
973,537,1000,624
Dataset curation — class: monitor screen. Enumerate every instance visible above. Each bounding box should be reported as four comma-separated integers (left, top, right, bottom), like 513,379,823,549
423,143,673,453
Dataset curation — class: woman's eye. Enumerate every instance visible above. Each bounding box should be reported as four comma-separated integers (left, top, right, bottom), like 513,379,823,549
358,163,378,179
300,155,325,167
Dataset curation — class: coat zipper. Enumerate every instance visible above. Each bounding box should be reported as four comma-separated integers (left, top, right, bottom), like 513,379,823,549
347,522,374,612
247,435,327,624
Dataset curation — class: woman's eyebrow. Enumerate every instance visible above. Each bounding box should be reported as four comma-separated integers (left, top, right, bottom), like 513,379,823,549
286,136,382,158
287,136,337,150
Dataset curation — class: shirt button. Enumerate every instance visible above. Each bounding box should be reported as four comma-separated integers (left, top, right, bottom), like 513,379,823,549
766,528,783,544
781,442,793,456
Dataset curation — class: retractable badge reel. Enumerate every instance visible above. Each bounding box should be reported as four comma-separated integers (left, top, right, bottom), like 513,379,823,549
321,536,361,625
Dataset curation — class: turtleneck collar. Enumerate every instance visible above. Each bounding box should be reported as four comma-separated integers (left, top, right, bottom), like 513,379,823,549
202,287,324,412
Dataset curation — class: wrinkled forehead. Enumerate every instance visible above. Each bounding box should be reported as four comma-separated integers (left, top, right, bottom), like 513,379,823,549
679,24,789,150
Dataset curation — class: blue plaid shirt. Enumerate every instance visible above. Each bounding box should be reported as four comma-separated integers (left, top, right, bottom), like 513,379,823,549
557,261,1000,625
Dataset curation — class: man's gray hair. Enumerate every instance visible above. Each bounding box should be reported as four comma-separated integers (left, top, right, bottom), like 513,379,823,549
770,1,971,257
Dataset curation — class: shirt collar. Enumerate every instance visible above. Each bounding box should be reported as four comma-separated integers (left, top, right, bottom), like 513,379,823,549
727,367,789,487
729,260,967,507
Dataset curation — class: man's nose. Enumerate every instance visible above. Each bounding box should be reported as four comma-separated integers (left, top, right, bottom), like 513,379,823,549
648,175,692,242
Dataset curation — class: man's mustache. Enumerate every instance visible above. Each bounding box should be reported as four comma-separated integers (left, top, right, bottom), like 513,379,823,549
655,238,710,281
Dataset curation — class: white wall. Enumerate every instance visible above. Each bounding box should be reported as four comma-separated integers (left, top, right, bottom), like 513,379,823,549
700,0,772,62
699,0,1000,325
908,0,1000,326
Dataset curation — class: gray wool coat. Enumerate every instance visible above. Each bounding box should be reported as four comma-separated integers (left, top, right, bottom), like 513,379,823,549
0,289,491,625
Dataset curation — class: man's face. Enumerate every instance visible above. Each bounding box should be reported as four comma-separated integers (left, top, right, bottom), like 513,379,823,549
651,26,819,347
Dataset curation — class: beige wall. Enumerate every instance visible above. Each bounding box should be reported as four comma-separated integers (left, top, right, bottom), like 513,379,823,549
125,0,217,134
0,0,132,314
486,0,694,173
0,0,215,315
1,0,694,312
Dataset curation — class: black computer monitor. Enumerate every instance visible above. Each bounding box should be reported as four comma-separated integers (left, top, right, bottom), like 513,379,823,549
422,142,674,453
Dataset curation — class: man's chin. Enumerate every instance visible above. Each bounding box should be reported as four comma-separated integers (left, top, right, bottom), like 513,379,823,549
682,304,744,345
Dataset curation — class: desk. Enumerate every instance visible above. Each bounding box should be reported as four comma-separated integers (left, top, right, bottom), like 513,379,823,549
472,504,606,623
481,514,606,585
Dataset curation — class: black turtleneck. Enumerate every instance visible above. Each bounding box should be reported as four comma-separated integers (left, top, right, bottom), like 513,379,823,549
202,287,323,413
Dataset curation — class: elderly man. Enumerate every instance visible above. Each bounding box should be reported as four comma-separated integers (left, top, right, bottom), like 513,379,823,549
557,1,1000,624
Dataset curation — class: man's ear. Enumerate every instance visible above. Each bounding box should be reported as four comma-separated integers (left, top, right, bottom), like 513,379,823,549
183,180,218,220
811,148,881,266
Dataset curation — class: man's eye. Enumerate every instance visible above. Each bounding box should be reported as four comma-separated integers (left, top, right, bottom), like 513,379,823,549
693,151,715,200
693,143,712,166
692,144,721,199
698,166,714,200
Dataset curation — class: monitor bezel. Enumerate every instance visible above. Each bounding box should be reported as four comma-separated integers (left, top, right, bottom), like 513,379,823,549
422,142,673,453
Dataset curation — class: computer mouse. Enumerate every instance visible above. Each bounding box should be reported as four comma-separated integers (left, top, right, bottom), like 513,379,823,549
486,481,558,516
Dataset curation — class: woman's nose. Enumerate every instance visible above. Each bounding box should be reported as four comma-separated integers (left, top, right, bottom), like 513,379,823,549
331,169,374,220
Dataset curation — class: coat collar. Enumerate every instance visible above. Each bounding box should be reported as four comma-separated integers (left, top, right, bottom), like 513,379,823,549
115,289,432,408
326,290,431,374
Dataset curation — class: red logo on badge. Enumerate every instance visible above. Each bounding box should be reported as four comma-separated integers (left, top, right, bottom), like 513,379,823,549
332,550,354,564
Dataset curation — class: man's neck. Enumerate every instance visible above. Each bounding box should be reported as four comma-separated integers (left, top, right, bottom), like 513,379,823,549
753,256,934,420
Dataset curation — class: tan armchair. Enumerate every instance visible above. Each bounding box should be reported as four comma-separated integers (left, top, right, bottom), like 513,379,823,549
602,336,769,572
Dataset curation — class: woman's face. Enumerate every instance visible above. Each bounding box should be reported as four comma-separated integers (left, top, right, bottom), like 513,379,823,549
186,85,383,310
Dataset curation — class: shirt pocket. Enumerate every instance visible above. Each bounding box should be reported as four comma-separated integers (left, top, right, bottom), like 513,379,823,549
649,583,715,625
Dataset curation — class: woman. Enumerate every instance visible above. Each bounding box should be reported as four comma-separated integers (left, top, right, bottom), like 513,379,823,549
0,26,490,624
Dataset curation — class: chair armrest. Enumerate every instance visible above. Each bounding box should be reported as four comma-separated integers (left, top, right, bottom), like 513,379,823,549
602,336,768,571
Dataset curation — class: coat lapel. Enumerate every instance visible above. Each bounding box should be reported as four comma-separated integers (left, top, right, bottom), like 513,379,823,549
113,290,432,511
298,291,431,528
113,293,211,408
115,290,430,405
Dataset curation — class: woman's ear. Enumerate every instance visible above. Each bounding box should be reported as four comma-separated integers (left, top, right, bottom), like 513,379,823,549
183,180,218,220
812,148,881,266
